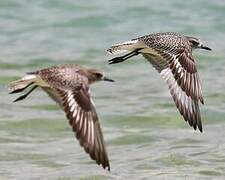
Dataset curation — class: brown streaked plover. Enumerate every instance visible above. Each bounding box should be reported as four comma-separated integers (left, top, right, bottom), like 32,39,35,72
8,64,114,170
107,32,211,132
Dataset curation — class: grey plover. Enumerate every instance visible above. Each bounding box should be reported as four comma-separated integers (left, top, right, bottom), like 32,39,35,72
8,64,114,170
107,32,211,132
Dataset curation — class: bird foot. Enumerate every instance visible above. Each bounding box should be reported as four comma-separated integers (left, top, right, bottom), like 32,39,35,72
108,57,125,64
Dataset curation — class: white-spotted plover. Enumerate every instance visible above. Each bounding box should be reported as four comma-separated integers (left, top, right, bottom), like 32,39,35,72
107,32,211,132
8,64,114,170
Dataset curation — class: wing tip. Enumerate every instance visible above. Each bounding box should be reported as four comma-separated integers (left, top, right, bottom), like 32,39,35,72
188,116,203,133
102,163,110,171
198,123,203,133
192,124,203,133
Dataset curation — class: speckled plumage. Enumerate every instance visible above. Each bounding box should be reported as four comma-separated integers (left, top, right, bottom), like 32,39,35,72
8,64,111,170
134,32,187,50
108,32,211,132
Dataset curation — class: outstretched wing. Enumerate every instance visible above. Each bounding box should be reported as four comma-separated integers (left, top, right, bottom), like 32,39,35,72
142,45,203,132
40,72,110,170
107,33,204,132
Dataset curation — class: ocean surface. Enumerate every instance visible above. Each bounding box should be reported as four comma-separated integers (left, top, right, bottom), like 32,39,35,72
0,0,225,179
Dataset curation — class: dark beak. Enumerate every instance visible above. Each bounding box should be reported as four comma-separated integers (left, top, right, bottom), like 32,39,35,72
103,76,114,82
200,45,212,51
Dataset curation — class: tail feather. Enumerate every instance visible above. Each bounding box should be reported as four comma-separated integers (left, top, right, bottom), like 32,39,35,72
8,75,37,93
107,39,141,55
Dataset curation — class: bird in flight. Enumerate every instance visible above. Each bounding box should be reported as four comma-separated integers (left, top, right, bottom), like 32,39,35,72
8,64,114,170
107,32,211,132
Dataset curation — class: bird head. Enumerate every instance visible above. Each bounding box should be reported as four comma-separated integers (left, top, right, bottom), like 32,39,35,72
87,69,114,84
186,36,212,51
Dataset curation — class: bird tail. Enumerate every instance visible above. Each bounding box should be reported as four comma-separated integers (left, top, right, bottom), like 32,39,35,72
8,74,37,94
107,39,141,55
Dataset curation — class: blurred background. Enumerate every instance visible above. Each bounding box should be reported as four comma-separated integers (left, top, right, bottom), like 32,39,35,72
0,0,225,179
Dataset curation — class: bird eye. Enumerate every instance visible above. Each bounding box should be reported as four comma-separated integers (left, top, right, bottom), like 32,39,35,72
191,40,199,46
95,73,103,78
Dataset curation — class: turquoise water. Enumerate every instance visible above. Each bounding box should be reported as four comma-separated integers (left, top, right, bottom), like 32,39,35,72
0,0,225,179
